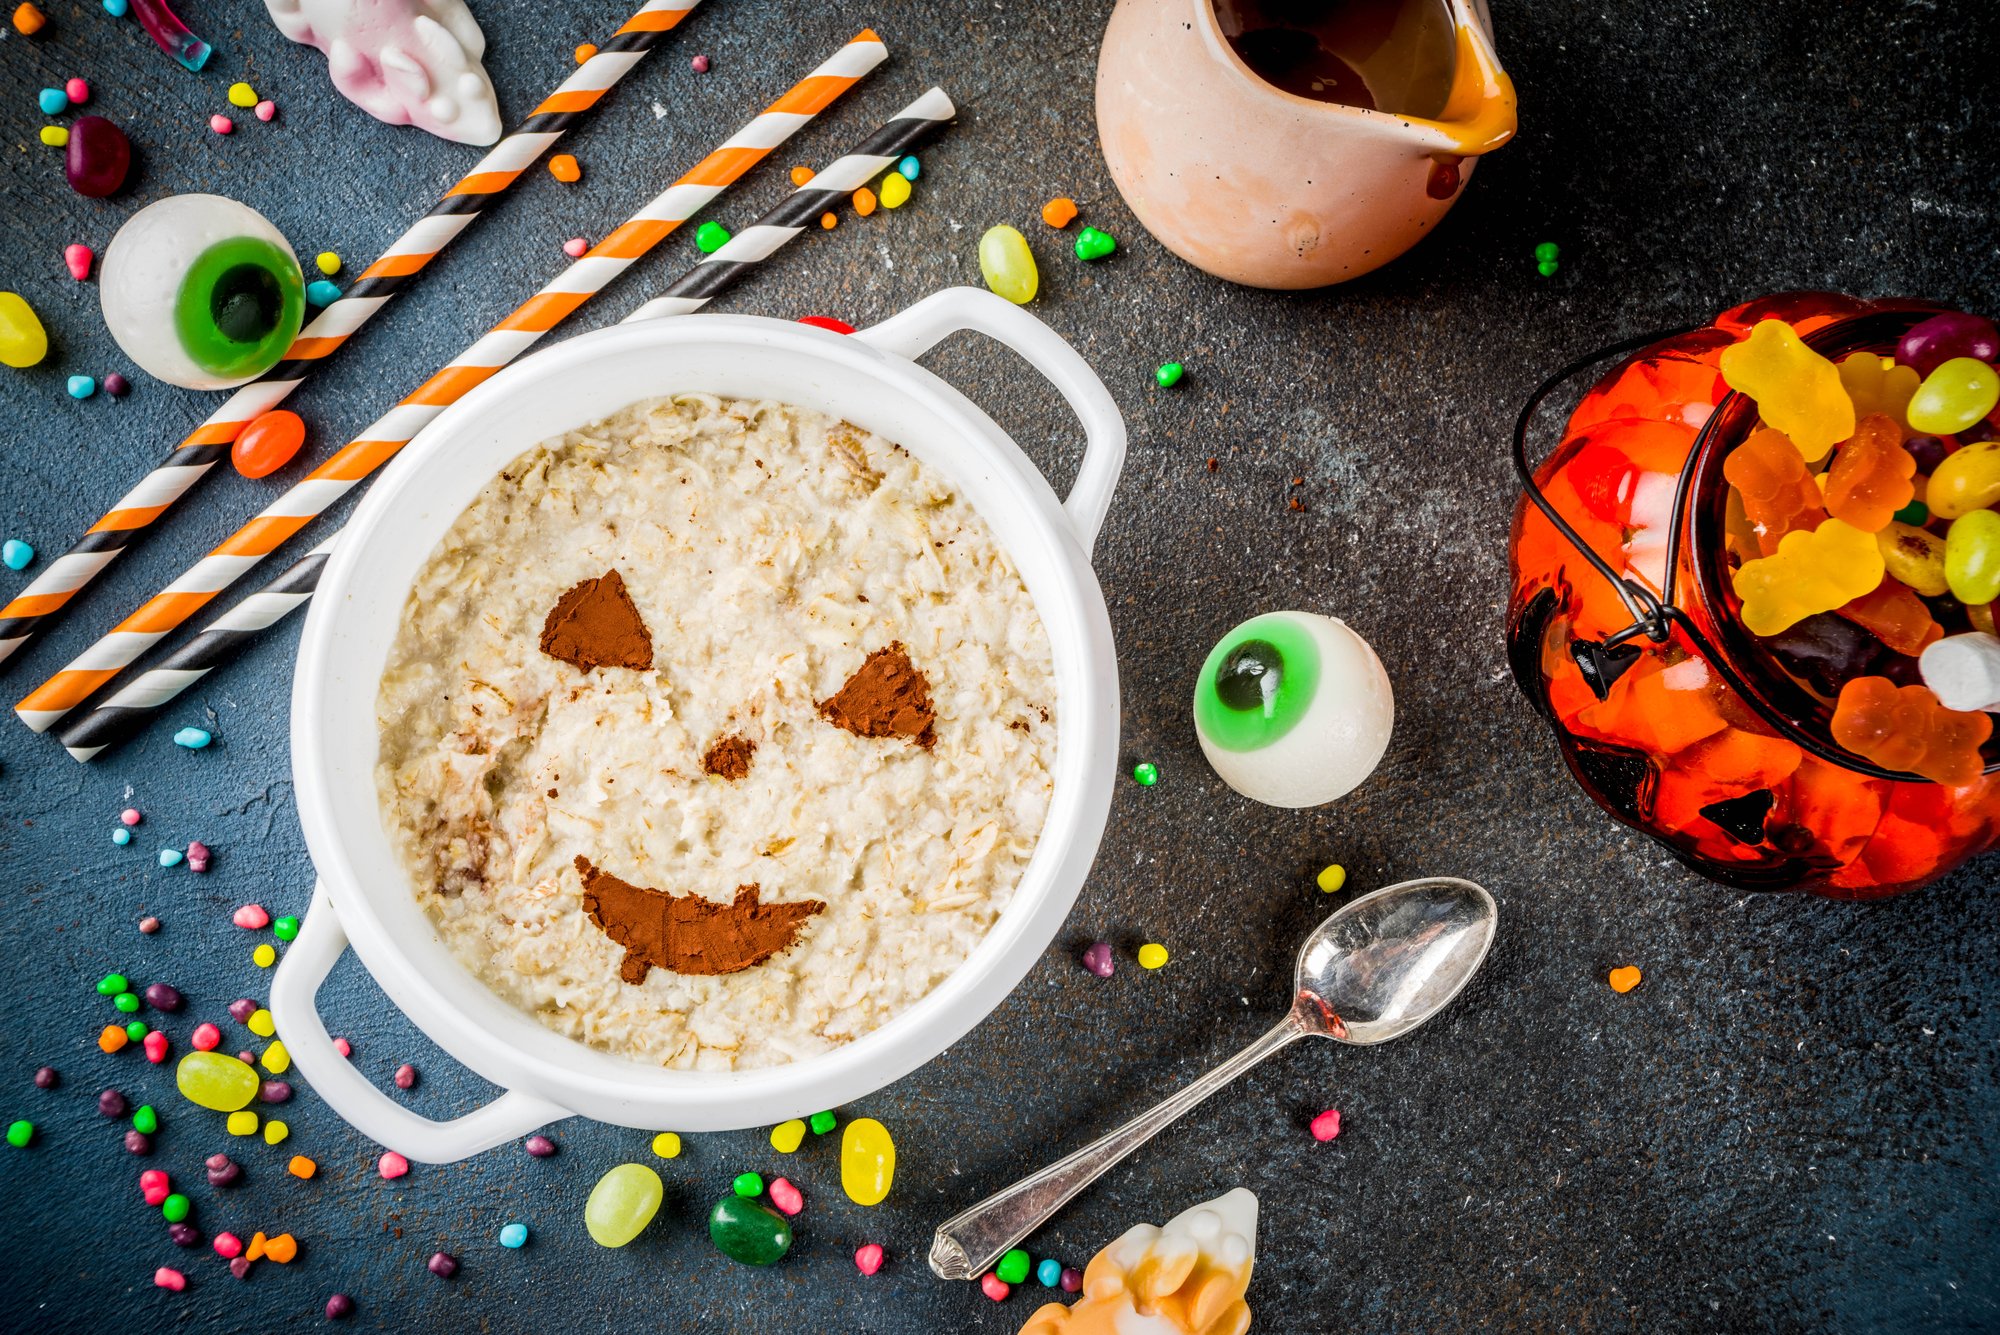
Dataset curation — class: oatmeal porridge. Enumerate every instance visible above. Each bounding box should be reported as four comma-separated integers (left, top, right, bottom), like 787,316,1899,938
374,394,1055,1070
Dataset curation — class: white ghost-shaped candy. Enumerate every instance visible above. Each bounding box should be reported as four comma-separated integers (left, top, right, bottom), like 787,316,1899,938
264,0,502,145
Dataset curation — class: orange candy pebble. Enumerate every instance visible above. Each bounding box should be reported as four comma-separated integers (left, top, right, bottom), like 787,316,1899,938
548,154,581,183
1723,426,1826,555
852,186,877,217
246,1231,268,1262
574,42,597,62
1041,197,1078,228
288,1155,317,1179
1824,414,1915,533
1831,676,1992,786
1837,577,1941,657
819,212,837,230
12,2,46,34
790,165,815,186
1608,966,1642,993
264,1233,298,1264
233,410,306,479
99,1025,128,1053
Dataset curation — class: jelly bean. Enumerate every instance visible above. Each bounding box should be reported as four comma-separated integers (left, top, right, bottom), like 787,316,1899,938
65,115,131,197
1893,500,1929,527
1925,442,2000,520
0,292,50,368
66,77,90,104
1138,942,1169,968
732,1171,764,1198
39,87,68,114
175,1051,259,1111
1897,312,2000,377
1920,632,2000,713
709,1193,791,1265
500,1222,528,1248
855,1242,886,1275
767,1177,803,1216
1877,522,1950,597
584,1164,662,1247
1907,358,2000,436
2,539,32,570
878,171,911,209
1718,319,1853,462
770,1119,805,1153
897,155,920,180
1037,1258,1062,1287
979,226,1038,304
996,1249,1031,1284
1945,510,2000,607
1155,361,1185,388
232,409,305,478
840,1117,894,1205
1905,434,1949,473
1074,226,1118,261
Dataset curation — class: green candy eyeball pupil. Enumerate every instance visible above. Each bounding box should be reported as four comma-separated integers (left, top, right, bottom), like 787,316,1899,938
1215,639,1283,713
173,234,304,378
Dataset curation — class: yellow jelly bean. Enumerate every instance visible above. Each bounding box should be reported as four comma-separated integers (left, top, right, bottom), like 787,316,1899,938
227,81,258,108
1924,442,2000,520
247,1008,276,1037
1138,942,1169,969
585,1164,663,1247
978,225,1038,305
878,171,911,209
175,1051,259,1112
263,1119,289,1145
261,1040,290,1074
1908,357,2000,436
1945,510,2000,606
840,1117,895,1206
1719,320,1854,462
0,292,50,368
770,1118,806,1154
226,1110,260,1136
1877,522,1950,596
651,1132,680,1159
39,125,67,148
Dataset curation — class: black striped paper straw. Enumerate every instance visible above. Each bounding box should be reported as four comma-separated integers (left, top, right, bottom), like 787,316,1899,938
55,86,956,763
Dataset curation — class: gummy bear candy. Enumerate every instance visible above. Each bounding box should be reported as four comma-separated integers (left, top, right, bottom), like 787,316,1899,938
1824,414,1916,532
1836,354,1920,434
1837,576,1941,658
1733,518,1885,637
1830,676,1991,786
1719,319,1856,462
1722,426,1827,554
1019,1189,1256,1335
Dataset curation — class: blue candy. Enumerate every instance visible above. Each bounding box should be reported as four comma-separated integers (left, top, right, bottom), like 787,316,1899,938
1,538,32,571
173,726,213,749
1037,1257,1062,1287
112,828,132,846
102,0,128,15
158,848,184,867
39,88,69,115
896,155,920,181
66,375,96,400
305,279,341,307
499,1222,528,1249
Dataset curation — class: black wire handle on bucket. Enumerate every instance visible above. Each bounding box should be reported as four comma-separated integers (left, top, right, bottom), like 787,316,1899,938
1511,328,1940,784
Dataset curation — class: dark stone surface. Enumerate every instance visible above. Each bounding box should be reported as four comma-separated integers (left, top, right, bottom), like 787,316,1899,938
2,1,1996,1331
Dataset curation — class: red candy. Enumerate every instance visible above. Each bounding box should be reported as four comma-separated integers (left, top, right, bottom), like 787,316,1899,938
1309,1108,1342,1141
854,1242,885,1275
1565,443,1639,525
191,1023,221,1051
767,1177,803,1216
1831,676,1992,786
232,410,306,479
140,1169,171,1205
153,1266,186,1292
980,1273,1010,1301
143,1030,169,1063
796,315,855,334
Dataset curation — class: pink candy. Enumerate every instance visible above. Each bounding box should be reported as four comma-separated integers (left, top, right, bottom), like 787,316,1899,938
213,1232,243,1259
980,1273,1010,1301
254,100,276,121
562,237,588,258
209,114,233,135
191,1023,221,1051
64,244,92,281
332,1037,351,1057
854,1243,885,1275
1310,1108,1342,1142
65,77,90,104
143,1030,169,1063
186,841,211,873
690,54,710,72
140,1169,171,1205
153,1266,186,1292
120,808,142,827
378,1151,409,1180
232,904,270,930
768,1177,803,1216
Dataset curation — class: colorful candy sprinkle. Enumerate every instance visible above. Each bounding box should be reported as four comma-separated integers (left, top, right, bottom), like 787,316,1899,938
981,1273,1010,1301
562,237,588,258
853,186,877,217
227,999,257,1023
394,1063,418,1090
790,165,814,186
732,1171,764,1198
254,100,276,122
809,1109,837,1136
233,905,270,930
153,1266,186,1292
173,726,212,749
996,1249,1031,1284
226,1110,258,1136
325,1294,353,1319
213,1231,242,1258
1608,965,1642,993
13,2,47,34
332,1037,351,1057
378,1151,409,1179
878,171,912,209
64,243,92,280
102,0,127,16
158,849,184,868
98,1088,127,1116
143,1031,169,1063
500,1222,529,1248
273,915,300,942
1138,942,1169,969
206,1154,241,1187
306,280,340,306
262,1119,288,1144
427,1251,458,1278
1038,1258,1062,1286
6,1119,34,1147
121,808,142,826
39,125,68,148
855,1242,885,1275
1132,762,1159,785
185,841,210,873
573,42,596,63
1310,1108,1342,1141
32,1067,57,1090
695,220,731,254
103,372,129,395
260,1041,290,1074
1316,864,1348,893
140,1169,170,1203
66,375,96,399
1082,942,1114,977
651,1131,680,1159
288,1154,316,1179
690,54,710,72
819,212,837,230
525,1135,556,1157
227,82,256,108
770,1119,805,1153
38,85,69,114
1041,197,1078,228
3,539,33,571
768,1177,803,1216
548,154,581,183
252,944,276,968
1061,1267,1083,1292
112,828,131,845
1074,226,1117,261
191,1025,221,1054
161,1192,190,1222
209,114,232,135
896,155,920,181
99,1026,127,1053
143,983,182,1011
1155,361,1185,389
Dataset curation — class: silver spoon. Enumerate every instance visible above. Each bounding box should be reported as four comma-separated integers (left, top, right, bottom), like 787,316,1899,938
928,876,1498,1280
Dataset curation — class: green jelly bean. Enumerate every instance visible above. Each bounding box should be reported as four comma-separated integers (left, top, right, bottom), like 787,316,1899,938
995,1248,1031,1284
709,1194,792,1266
1908,357,2000,436
808,1110,836,1136
113,991,140,1013
132,1105,158,1134
161,1193,190,1223
1074,226,1117,261
175,1052,258,1112
6,1120,34,1148
96,973,128,996
1892,499,1930,526
124,1021,148,1042
1534,241,1561,263
1155,361,1184,389
732,1172,764,1198
584,1164,663,1248
1926,442,2000,520
1132,761,1160,786
978,225,1038,305
1945,509,2000,605
273,915,300,942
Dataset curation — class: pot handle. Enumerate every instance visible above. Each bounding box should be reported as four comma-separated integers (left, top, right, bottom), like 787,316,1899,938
855,286,1127,554
268,882,570,1164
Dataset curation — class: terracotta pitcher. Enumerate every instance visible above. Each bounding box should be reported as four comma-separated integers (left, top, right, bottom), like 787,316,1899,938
1095,0,1516,289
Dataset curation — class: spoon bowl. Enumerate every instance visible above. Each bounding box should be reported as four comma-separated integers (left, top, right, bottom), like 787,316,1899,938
1293,876,1498,1045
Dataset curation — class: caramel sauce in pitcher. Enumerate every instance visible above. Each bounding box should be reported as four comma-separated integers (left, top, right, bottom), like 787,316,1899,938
1214,0,1458,118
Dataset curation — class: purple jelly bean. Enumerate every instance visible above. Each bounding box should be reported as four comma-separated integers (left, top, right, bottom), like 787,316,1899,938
258,1080,292,1104
168,1222,202,1247
33,1067,58,1090
326,1294,355,1320
98,1088,128,1117
1904,434,1949,473
1081,941,1115,977
124,1129,153,1155
64,116,131,198
142,983,183,1012
227,998,257,1023
1898,312,2000,378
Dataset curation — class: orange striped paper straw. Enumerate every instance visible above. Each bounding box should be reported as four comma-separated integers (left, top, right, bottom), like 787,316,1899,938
15,30,886,733
0,0,705,669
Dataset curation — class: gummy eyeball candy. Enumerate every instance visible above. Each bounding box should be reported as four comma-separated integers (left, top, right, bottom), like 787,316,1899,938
1193,611,1394,808
99,194,306,390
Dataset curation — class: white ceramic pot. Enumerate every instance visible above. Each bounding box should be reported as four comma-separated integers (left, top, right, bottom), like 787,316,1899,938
270,287,1127,1163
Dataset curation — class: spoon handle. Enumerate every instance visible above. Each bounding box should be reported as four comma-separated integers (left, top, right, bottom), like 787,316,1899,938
927,1015,1305,1281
